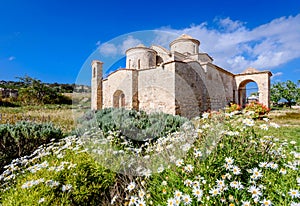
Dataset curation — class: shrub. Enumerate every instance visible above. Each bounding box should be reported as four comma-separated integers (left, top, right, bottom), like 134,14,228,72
77,108,188,146
0,121,63,173
225,103,241,113
0,136,115,205
244,102,270,119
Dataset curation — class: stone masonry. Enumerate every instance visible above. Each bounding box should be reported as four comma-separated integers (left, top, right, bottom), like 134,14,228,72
91,34,272,118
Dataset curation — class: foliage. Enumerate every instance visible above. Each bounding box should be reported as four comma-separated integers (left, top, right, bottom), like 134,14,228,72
17,76,72,105
77,108,188,145
0,121,63,173
271,80,300,107
1,110,299,205
225,103,241,113
0,136,115,205
244,102,270,119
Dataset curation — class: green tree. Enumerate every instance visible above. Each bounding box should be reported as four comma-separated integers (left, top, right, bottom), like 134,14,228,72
271,80,300,108
270,82,284,105
17,76,71,105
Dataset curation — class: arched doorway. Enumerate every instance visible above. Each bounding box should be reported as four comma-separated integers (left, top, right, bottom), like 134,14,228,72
113,90,125,108
238,80,259,107
234,68,272,108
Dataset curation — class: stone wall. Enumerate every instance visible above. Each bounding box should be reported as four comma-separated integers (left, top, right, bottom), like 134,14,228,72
138,65,175,115
102,69,134,109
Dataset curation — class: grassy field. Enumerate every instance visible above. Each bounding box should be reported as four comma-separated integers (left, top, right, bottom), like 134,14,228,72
0,105,75,133
266,108,300,143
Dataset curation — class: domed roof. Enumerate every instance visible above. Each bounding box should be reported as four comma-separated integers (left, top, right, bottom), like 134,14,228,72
177,34,195,40
170,34,200,46
135,43,146,48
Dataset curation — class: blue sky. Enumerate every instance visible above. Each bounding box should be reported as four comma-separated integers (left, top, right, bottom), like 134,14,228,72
1,0,300,85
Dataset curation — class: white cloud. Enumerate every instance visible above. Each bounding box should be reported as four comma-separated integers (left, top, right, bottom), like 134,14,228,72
120,36,142,53
8,56,15,61
98,43,118,57
271,72,283,79
157,14,300,74
98,36,142,57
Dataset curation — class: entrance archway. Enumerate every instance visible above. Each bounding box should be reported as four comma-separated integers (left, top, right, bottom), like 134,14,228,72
238,80,259,107
113,90,125,108
234,68,272,108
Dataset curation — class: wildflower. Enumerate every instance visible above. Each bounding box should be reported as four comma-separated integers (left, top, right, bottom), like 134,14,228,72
230,181,239,189
263,118,269,122
62,184,72,192
291,202,300,206
138,189,145,199
243,118,255,127
167,198,175,206
38,198,45,203
225,157,234,165
241,201,251,206
184,164,194,173
184,179,193,187
202,112,210,119
232,166,241,175
175,159,184,167
45,180,60,187
279,168,287,175
267,162,278,170
157,165,164,173
174,190,183,199
228,194,234,202
182,194,192,205
136,199,146,206
127,182,136,192
288,189,300,199
193,181,200,188
216,179,225,188
192,187,203,199
259,162,268,168
209,187,220,196
297,177,300,186
181,143,191,152
269,122,280,128
224,163,233,171
250,168,263,180
259,124,269,130
260,198,272,206
162,180,168,186
248,185,262,198
194,149,202,158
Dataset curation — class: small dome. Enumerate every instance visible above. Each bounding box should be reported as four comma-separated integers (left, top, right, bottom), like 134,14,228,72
135,44,146,48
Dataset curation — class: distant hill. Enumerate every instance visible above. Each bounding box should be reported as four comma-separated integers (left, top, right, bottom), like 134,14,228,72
0,80,90,93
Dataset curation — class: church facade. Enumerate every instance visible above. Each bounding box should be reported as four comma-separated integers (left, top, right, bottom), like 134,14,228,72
91,34,272,118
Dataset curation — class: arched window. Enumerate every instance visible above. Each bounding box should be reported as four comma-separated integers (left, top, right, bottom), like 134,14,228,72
138,59,141,69
93,67,96,78
113,90,125,108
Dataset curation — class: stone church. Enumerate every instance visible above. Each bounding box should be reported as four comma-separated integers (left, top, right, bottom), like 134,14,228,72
91,34,272,118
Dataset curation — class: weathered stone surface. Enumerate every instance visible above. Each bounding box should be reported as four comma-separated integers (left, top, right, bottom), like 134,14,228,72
91,35,272,118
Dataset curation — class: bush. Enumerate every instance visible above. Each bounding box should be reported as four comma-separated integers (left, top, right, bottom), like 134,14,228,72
0,136,115,205
77,108,188,146
0,121,63,173
244,102,270,119
225,103,241,113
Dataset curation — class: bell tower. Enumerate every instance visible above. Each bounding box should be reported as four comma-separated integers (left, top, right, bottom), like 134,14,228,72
91,60,103,110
